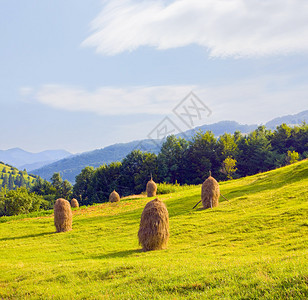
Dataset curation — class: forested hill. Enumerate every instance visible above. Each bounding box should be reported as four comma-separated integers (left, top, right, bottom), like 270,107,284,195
32,140,162,183
0,162,39,190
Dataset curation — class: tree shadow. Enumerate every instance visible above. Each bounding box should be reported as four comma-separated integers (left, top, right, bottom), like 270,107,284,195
0,231,55,242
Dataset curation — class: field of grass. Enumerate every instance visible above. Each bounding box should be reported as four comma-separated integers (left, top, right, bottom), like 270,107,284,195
0,160,307,299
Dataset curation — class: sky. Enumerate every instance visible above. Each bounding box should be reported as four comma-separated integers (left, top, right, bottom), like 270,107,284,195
1,0,308,153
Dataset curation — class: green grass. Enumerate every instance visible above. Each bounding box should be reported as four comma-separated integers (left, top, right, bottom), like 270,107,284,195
0,160,307,299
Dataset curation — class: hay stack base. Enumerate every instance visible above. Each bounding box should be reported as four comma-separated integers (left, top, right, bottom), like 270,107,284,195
109,190,120,202
138,198,169,251
54,198,72,232
71,198,79,208
146,179,157,197
201,176,220,209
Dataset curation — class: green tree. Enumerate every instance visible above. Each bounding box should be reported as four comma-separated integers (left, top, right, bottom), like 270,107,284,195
8,174,14,190
89,162,122,203
132,152,158,193
270,123,291,154
20,174,26,187
0,187,45,216
61,180,73,199
14,175,20,187
73,166,95,205
51,172,63,198
237,126,277,176
221,157,237,180
286,150,299,164
2,174,8,188
31,178,56,196
217,133,239,159
184,131,219,184
157,135,189,184
51,172,63,190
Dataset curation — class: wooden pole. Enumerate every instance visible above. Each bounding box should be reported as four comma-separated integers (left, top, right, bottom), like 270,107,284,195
192,200,201,209
220,193,230,202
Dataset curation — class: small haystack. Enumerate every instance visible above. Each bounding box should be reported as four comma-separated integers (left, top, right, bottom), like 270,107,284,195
109,190,120,203
201,172,220,209
71,198,79,208
146,177,157,197
138,198,169,251
54,198,72,233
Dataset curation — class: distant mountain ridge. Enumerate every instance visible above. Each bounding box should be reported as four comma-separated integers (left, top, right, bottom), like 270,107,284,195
27,109,308,183
179,120,258,139
0,148,72,171
265,109,308,129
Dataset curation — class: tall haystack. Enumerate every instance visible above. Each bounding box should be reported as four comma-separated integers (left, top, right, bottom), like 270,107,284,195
201,172,220,209
71,198,79,208
138,198,169,251
54,198,72,232
146,178,157,197
109,190,120,203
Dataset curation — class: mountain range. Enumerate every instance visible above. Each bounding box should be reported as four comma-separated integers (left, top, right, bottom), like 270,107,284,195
1,109,307,183
0,148,72,171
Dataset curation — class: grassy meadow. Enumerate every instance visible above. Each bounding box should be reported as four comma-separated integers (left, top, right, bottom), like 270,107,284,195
0,160,307,299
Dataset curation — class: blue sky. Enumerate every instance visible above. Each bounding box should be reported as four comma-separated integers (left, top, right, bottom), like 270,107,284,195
1,0,308,153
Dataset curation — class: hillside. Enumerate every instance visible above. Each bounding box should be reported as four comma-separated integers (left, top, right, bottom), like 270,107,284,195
0,162,38,189
0,160,307,299
0,148,72,171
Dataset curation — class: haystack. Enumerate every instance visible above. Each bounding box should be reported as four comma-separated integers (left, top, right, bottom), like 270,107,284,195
109,190,120,203
54,198,72,232
146,178,157,197
138,198,169,251
201,173,220,209
71,198,79,208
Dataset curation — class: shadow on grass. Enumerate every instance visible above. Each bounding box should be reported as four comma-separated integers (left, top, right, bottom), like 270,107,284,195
91,248,143,259
0,231,55,241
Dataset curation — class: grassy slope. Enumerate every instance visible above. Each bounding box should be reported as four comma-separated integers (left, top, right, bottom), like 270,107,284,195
0,162,37,187
0,160,307,299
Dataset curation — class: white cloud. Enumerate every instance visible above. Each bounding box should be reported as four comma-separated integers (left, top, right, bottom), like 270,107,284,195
26,84,196,115
21,77,308,125
82,0,308,57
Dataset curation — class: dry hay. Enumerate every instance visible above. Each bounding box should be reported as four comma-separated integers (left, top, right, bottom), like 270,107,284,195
138,198,169,251
109,190,120,203
71,198,79,208
146,179,157,197
201,175,220,209
54,198,72,232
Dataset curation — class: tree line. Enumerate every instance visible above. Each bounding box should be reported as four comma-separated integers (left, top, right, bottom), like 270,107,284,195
72,123,307,205
1,122,307,216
